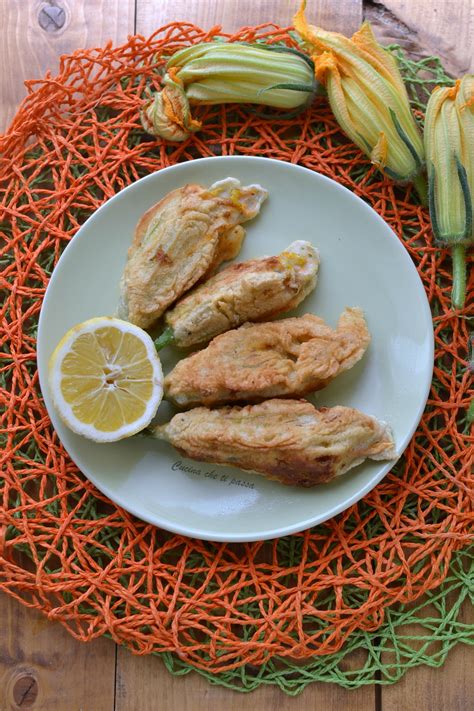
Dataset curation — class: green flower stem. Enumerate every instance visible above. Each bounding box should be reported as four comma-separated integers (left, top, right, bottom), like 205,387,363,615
412,172,428,207
451,244,467,310
154,326,176,351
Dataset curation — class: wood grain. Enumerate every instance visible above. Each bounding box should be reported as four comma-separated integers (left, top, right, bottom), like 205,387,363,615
0,0,135,131
136,0,363,37
115,645,374,711
365,0,474,76
0,594,116,711
382,597,474,711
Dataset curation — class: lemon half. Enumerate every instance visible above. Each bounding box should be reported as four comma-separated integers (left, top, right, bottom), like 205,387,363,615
48,317,163,442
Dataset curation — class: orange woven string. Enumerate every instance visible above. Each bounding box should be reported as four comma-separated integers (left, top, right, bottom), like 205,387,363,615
0,23,472,673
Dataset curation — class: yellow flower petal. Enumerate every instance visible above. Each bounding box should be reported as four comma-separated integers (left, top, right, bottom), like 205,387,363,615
292,2,424,181
456,76,474,238
314,51,338,84
425,79,472,242
371,132,388,169
140,83,201,142
351,22,406,96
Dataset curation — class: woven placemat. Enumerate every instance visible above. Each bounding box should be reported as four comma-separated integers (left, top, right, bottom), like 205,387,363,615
0,23,472,691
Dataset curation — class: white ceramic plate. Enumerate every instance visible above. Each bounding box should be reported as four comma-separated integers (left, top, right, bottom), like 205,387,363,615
37,156,433,542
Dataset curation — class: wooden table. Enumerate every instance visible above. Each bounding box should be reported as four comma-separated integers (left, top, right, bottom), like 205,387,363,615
0,2,472,709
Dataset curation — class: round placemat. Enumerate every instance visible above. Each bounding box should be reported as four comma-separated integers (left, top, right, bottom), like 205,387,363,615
0,22,472,686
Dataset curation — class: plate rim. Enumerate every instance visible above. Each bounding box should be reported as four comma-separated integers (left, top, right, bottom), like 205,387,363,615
37,155,434,542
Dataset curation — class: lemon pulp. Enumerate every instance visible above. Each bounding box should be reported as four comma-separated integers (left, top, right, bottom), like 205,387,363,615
48,318,163,442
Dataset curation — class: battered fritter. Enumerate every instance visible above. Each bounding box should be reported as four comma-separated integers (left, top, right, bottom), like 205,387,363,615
161,240,319,348
164,308,370,407
117,177,268,329
153,399,396,487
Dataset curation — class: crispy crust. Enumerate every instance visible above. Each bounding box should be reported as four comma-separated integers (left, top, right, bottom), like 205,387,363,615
118,182,265,329
165,308,370,407
165,241,320,347
154,399,397,487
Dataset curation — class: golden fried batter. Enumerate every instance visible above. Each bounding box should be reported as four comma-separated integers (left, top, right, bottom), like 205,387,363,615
153,399,396,487
163,240,319,348
165,308,370,407
118,178,268,329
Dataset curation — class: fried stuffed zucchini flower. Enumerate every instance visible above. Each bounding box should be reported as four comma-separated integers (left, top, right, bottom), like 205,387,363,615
164,308,370,407
293,2,425,187
424,75,474,309
153,399,396,487
118,178,268,329
155,240,320,349
141,41,318,142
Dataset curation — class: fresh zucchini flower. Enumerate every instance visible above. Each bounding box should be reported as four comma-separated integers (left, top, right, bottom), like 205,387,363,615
293,2,425,184
141,81,202,142
141,41,318,142
424,75,474,309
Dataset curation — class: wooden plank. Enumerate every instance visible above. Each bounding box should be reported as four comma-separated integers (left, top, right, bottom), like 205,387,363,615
136,0,363,37
365,0,473,76
0,592,116,711
381,598,474,711
0,0,135,131
115,645,375,711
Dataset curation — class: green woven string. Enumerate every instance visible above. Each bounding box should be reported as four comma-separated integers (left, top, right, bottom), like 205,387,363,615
159,547,473,693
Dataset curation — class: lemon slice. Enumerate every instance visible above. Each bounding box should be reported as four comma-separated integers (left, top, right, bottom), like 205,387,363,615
48,317,163,442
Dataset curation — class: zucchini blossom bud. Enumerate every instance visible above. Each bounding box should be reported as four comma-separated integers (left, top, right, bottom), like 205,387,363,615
293,2,425,183
141,41,318,142
424,75,474,309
